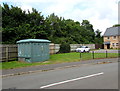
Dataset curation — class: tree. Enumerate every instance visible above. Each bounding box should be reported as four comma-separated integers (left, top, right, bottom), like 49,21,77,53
113,24,120,27
95,29,101,38
2,3,46,44
94,29,103,44
81,20,95,43
2,3,100,44
2,3,27,28
58,42,71,53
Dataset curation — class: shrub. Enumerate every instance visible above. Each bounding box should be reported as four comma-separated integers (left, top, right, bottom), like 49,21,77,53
59,42,71,53
110,47,113,49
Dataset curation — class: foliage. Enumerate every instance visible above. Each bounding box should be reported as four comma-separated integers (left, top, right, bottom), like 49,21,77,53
94,29,103,44
113,24,120,27
2,3,103,44
59,42,71,53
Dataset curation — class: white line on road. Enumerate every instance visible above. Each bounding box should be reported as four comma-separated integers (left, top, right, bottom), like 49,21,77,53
40,72,104,89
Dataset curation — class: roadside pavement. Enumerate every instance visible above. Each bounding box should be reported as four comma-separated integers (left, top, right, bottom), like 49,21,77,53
2,58,119,77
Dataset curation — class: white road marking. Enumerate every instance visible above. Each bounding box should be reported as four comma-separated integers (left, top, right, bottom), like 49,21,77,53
40,72,104,89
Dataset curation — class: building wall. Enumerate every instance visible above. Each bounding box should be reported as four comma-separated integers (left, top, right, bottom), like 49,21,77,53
104,35,120,49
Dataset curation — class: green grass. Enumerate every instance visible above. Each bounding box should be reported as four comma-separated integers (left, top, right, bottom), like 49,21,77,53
1,52,119,70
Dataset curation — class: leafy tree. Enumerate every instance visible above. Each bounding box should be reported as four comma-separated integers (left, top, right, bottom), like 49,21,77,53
81,20,95,43
94,29,103,44
2,3,46,44
113,24,120,27
59,42,71,53
2,3,102,44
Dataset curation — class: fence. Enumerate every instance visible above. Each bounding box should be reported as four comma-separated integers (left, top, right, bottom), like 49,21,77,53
1,44,95,62
50,44,95,54
79,50,118,60
0,45,18,62
79,51,107,59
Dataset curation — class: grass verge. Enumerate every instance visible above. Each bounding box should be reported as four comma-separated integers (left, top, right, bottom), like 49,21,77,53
1,52,118,70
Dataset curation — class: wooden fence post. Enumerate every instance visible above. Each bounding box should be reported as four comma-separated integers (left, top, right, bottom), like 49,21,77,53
6,46,9,62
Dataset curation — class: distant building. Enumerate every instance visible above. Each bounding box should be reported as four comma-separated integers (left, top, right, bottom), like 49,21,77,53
103,27,120,49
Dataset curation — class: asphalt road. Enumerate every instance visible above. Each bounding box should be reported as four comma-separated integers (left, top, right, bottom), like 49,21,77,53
2,62,118,89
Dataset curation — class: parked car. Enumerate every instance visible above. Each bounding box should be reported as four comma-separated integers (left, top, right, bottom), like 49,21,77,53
76,46,90,53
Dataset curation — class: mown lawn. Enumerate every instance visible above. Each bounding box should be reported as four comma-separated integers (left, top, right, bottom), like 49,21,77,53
1,52,118,69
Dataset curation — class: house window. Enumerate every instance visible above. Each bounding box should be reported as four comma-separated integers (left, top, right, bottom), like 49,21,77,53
113,36,116,39
107,37,110,40
112,43,115,46
116,43,119,46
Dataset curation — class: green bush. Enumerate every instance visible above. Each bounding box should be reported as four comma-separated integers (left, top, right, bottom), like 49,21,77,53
59,42,71,53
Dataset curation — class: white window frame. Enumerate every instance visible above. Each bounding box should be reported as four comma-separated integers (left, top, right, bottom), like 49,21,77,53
107,37,110,40
112,43,115,46
116,43,119,46
113,36,116,40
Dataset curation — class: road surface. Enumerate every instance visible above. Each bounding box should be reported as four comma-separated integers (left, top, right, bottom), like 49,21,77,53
2,62,118,89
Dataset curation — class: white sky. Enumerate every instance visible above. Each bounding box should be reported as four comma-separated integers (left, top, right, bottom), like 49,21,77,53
1,0,119,35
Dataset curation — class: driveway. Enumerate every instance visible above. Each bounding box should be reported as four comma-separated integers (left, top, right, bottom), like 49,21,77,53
90,49,119,53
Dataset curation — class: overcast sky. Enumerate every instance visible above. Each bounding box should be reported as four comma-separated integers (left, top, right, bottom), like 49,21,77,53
1,0,119,35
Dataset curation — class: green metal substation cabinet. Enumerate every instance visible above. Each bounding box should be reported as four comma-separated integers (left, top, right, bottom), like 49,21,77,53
17,39,51,62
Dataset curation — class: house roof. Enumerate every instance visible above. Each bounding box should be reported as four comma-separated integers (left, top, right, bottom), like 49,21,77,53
103,26,120,36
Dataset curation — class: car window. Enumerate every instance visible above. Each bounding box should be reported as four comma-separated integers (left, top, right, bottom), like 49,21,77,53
80,46,86,48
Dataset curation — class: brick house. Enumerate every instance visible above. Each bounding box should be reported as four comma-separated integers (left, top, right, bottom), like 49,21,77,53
103,26,120,49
